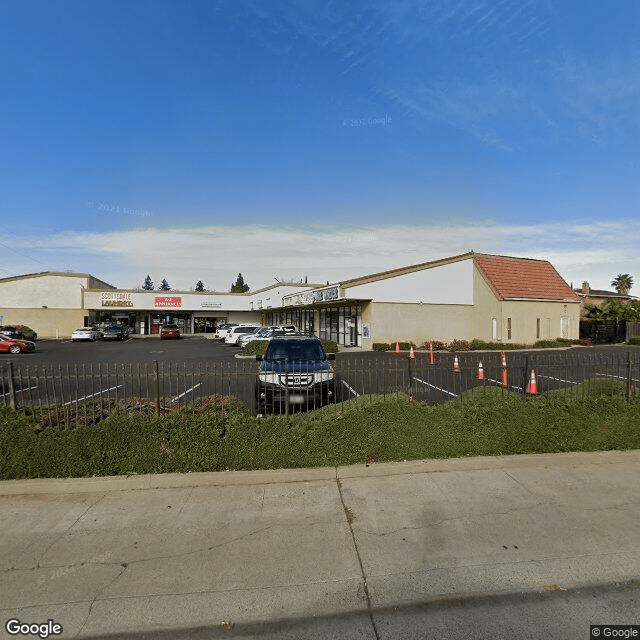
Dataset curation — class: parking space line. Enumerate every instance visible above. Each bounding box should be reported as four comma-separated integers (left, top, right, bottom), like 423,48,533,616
64,385,124,405
413,377,458,397
0,385,39,398
341,379,359,397
537,374,579,385
171,383,202,403
595,373,640,383
485,378,522,391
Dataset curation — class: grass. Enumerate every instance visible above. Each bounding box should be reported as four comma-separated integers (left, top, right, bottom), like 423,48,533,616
1,386,640,480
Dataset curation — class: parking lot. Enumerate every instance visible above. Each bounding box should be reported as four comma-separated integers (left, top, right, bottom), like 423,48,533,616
1,337,639,416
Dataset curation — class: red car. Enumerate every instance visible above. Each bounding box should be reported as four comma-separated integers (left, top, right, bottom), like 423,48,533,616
160,324,180,340
0,336,35,354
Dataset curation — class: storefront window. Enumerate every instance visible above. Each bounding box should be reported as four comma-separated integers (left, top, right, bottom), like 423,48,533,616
319,305,360,346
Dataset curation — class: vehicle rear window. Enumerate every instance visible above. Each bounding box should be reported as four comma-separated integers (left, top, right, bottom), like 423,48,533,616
266,341,325,361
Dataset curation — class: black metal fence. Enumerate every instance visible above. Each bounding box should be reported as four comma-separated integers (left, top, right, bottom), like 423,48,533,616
580,319,627,343
1,350,639,427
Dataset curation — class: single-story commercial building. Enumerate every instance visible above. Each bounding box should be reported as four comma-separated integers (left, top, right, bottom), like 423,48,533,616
0,272,117,339
263,252,581,347
0,252,581,346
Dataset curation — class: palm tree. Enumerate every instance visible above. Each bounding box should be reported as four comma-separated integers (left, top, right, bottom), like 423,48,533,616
611,274,633,295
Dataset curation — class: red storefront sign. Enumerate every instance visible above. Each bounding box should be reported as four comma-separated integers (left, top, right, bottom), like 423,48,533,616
154,296,182,308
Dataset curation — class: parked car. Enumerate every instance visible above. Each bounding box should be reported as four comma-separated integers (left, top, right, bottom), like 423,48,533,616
214,323,238,340
160,324,180,339
225,325,261,345
0,330,22,341
237,327,289,348
0,325,37,340
237,327,277,348
275,325,297,334
71,327,102,341
101,325,128,341
255,335,335,413
0,336,36,354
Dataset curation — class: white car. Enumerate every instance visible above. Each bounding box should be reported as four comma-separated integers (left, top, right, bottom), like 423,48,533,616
71,327,102,342
224,325,261,345
214,323,238,340
237,327,280,348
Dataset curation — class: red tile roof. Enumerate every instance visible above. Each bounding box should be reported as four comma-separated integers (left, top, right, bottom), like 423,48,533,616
473,254,580,301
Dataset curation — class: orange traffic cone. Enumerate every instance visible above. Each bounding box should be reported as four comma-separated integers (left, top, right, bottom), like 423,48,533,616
409,346,415,359
428,341,435,365
395,342,400,354
476,361,484,380
526,369,538,395
453,355,460,373
501,351,507,368
501,367,508,387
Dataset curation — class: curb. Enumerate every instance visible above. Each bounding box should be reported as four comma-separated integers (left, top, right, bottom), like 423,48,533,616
1,450,638,495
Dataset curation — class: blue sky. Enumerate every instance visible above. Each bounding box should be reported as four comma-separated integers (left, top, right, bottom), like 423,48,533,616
1,0,638,292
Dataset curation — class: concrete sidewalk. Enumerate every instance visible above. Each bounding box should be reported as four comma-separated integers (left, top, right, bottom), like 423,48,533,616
1,451,640,638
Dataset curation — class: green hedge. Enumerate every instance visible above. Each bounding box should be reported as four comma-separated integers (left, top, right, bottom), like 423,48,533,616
628,337,640,345
321,339,339,353
243,340,269,356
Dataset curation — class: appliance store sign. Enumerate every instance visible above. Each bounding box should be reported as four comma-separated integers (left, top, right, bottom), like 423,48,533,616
101,292,133,307
154,296,183,308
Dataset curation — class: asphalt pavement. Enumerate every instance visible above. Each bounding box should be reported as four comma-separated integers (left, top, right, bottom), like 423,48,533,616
2,450,640,639
3,340,639,416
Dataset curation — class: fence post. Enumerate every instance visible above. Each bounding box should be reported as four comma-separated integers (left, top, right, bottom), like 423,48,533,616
284,363,290,419
522,354,529,397
627,351,633,402
154,360,161,416
8,362,17,410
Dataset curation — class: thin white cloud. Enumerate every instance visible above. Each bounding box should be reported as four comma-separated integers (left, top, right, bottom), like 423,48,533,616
550,48,640,144
1,221,638,295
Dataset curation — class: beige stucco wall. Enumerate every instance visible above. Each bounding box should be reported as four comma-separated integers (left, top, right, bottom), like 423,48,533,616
500,299,580,342
470,269,581,342
345,259,474,304
225,311,262,324
359,264,581,347
362,301,474,346
0,308,88,338
0,274,99,308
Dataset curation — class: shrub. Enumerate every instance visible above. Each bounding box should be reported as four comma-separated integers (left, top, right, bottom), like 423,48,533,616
372,343,390,351
243,340,269,356
420,340,446,351
397,341,415,351
533,340,555,348
468,339,525,350
572,338,592,346
628,337,640,346
321,339,339,354
448,339,471,352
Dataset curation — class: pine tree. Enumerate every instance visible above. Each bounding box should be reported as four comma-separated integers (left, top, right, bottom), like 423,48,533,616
158,279,171,291
142,275,154,290
195,280,205,292
230,273,250,293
